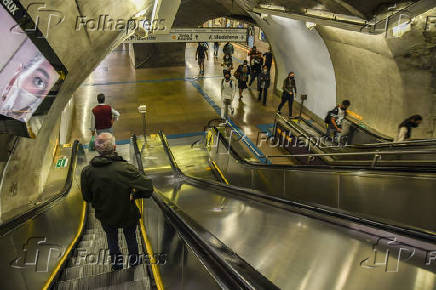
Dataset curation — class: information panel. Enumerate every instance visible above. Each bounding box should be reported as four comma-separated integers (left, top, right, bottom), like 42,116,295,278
125,28,248,43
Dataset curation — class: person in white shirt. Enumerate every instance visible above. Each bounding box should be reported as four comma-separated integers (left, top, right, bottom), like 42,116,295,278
220,72,236,119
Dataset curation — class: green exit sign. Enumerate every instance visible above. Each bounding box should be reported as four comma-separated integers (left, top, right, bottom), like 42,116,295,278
55,156,68,168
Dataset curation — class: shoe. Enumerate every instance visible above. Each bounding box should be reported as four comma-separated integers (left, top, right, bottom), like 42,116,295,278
277,111,282,114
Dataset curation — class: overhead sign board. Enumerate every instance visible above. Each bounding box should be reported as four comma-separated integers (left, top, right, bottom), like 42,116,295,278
125,28,248,43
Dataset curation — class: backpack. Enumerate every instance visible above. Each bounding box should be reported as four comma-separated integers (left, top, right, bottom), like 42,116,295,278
324,110,333,124
221,79,233,88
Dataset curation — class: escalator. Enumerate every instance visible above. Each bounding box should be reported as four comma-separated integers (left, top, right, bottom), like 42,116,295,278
139,131,436,289
1,132,435,289
272,113,436,167
204,125,436,234
0,139,278,289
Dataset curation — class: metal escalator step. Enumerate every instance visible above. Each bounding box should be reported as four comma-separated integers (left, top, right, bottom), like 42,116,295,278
95,279,150,290
60,264,113,281
55,264,149,290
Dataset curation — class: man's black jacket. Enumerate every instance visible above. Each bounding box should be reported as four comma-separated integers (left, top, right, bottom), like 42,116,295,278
81,155,153,227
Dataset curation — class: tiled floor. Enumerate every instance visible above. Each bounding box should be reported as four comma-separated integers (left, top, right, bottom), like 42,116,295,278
71,43,295,164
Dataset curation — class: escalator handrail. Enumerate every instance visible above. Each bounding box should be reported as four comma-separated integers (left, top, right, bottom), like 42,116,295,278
159,130,436,244
210,126,436,173
276,113,436,149
133,134,279,290
0,140,80,236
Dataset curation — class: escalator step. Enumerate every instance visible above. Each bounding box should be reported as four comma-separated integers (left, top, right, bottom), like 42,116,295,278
55,264,149,290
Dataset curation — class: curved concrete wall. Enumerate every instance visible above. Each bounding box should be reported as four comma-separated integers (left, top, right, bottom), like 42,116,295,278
0,0,153,221
251,13,337,119
317,8,435,138
252,9,435,138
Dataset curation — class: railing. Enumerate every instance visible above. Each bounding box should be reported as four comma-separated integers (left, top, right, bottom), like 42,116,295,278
268,150,436,168
207,127,436,233
0,140,80,235
132,133,279,290
275,113,436,148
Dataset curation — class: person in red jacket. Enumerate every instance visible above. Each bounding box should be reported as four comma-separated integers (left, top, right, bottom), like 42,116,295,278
90,93,120,136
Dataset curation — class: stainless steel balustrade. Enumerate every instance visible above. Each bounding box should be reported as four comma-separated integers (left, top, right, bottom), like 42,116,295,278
273,113,436,166
208,128,436,233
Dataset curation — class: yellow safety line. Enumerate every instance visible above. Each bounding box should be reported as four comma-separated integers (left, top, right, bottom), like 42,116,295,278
137,199,164,290
42,201,87,290
211,161,229,185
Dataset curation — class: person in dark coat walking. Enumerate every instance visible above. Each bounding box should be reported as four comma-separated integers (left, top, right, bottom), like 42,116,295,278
277,72,297,117
81,133,153,271
263,47,273,72
257,65,270,106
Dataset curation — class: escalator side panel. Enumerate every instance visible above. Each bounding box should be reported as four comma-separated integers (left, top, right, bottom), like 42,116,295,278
340,174,436,231
0,179,84,290
284,170,339,208
209,128,436,233
142,199,221,290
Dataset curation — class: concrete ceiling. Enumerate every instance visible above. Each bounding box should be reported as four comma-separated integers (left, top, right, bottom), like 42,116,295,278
243,0,422,19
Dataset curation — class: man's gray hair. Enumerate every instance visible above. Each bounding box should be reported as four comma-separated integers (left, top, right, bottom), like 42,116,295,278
95,133,115,155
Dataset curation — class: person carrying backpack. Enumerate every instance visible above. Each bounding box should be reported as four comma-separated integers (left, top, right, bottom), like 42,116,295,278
195,43,209,75
221,53,233,77
324,100,351,142
220,72,236,119
277,72,297,117
249,53,263,87
234,60,250,99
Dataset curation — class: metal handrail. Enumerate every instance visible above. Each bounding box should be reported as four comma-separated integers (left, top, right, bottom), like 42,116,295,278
275,113,436,148
268,150,436,158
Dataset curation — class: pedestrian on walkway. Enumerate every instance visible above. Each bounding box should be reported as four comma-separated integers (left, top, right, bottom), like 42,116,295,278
277,72,297,117
396,114,423,142
223,42,234,56
257,65,270,106
90,93,120,136
249,54,263,87
213,42,220,59
234,60,250,99
220,72,236,119
222,53,233,77
248,46,258,63
263,47,273,72
195,42,209,75
81,133,153,271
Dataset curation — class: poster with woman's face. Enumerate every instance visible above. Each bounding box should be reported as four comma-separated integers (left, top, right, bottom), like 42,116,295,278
0,7,59,123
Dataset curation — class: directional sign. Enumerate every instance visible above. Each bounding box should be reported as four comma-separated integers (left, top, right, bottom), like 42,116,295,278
124,28,248,43
55,156,68,168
